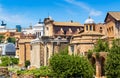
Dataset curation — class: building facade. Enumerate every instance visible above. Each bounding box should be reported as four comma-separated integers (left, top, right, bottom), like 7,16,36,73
69,17,104,55
44,17,84,38
30,17,83,68
105,12,120,38
31,36,68,68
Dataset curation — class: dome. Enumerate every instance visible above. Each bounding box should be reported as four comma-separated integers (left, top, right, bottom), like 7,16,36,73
84,17,95,24
34,23,44,27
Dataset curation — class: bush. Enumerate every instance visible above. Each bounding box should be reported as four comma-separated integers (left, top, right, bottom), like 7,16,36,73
50,54,94,78
25,60,30,68
17,66,51,77
0,56,10,66
10,58,19,65
0,56,18,66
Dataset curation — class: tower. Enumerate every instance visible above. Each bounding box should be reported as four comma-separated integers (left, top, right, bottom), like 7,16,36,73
84,17,95,32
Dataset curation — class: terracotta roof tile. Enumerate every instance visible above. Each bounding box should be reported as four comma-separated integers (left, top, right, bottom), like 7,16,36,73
108,12,120,21
53,22,83,27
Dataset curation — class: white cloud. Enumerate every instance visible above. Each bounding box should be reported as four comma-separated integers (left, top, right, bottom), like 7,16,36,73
89,10,102,16
64,0,102,16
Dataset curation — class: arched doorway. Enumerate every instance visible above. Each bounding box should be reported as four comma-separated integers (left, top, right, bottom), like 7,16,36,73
100,56,105,76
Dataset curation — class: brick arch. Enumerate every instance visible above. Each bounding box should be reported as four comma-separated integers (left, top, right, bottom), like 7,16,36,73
92,52,107,60
91,52,107,77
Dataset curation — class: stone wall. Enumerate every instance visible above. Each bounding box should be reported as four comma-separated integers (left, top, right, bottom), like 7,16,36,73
0,67,9,77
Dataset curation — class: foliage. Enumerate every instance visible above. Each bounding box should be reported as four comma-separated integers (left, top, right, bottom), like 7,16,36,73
50,53,94,78
25,60,30,68
33,66,52,77
7,37,16,44
59,46,68,55
8,66,21,73
0,56,18,66
87,39,109,76
87,50,93,59
105,39,120,78
17,66,51,77
10,58,19,65
0,56,10,66
93,39,109,52
0,35,5,43
95,52,100,59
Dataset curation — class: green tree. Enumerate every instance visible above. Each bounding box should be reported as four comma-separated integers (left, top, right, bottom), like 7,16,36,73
50,53,94,78
105,39,120,78
93,39,109,52
0,35,5,43
7,37,16,44
0,56,19,66
10,57,19,65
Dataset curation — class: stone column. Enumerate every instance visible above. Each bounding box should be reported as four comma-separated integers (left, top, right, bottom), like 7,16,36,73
96,59,101,78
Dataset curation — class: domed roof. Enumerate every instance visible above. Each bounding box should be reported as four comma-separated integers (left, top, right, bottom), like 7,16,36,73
34,23,44,27
84,17,95,24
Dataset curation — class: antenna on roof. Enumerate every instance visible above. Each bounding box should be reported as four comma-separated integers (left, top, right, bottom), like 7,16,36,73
48,12,49,18
47,12,53,20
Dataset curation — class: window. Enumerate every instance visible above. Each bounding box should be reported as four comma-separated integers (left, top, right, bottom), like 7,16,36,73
90,25,92,31
100,27,102,30
111,26,113,31
93,26,95,31
99,27,103,33
46,27,49,30
40,32,41,36
109,27,111,32
86,25,88,31
64,31,66,35
107,28,109,32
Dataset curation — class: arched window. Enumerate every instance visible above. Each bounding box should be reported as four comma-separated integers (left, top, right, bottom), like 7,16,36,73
86,25,88,31
90,25,92,31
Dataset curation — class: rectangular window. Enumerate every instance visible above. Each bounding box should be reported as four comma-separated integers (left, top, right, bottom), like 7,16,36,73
90,25,92,30
86,25,88,30
40,32,41,36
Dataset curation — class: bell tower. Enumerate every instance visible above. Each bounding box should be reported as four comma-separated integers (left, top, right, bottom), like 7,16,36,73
84,17,95,32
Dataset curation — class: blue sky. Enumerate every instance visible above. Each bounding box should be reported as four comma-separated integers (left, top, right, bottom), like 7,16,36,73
0,0,120,28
